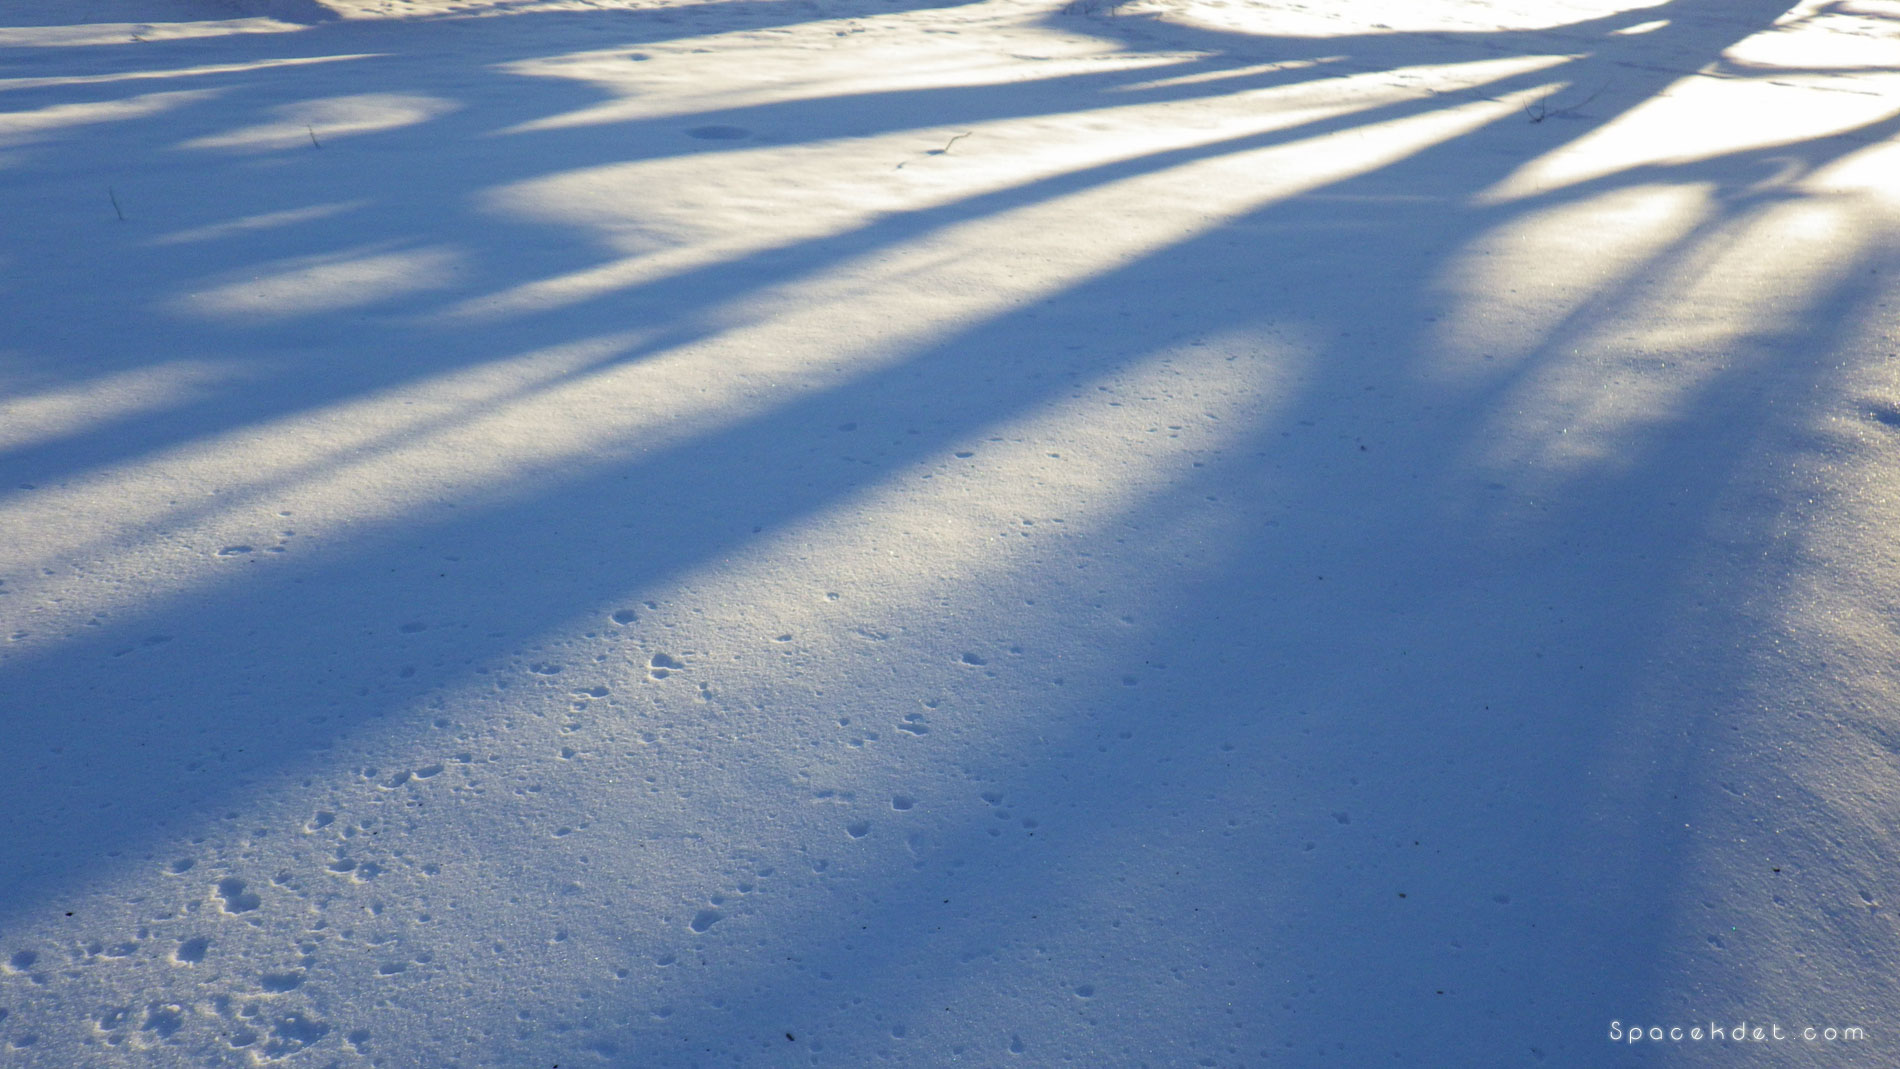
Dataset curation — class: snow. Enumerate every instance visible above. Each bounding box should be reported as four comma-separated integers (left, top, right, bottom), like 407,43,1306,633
1,0,1897,1064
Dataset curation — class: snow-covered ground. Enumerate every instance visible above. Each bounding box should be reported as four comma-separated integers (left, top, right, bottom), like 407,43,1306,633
2,0,1898,1064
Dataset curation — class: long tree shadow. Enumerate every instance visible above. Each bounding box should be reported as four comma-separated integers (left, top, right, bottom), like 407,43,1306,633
2,0,1897,1064
0,0,1804,484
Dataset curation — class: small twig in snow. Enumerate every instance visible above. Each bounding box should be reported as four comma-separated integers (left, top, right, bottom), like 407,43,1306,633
1525,84,1608,123
928,132,972,155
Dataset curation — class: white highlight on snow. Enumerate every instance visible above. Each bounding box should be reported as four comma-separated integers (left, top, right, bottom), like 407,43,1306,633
0,90,214,147
1742,0,1900,72
148,201,366,246
494,22,1183,134
0,362,244,454
1484,75,1900,203
1434,182,1715,372
172,245,465,319
0,332,644,646
181,93,459,152
0,19,304,48
0,54,383,94
1470,185,1891,480
5,0,1899,1062
1109,57,1342,94
1111,0,1668,38
709,337,1286,598
1481,1,1900,204
455,54,1566,319
1803,135,1900,210
4,84,1536,647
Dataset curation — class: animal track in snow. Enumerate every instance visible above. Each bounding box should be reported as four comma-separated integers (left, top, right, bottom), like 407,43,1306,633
112,633,174,657
143,1005,185,1038
217,877,261,914
261,1013,330,1058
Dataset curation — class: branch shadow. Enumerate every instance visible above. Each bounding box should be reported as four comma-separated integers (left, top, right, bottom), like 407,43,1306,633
2,0,1898,1063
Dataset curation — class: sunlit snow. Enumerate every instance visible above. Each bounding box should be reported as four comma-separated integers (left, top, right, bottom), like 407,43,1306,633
2,0,1897,1065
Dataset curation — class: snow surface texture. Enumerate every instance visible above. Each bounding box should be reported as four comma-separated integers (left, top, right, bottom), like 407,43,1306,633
1,0,1898,1065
